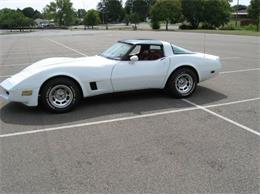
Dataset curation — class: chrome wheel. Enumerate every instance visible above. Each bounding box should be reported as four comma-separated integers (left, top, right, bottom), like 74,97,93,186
175,73,194,94
48,85,74,109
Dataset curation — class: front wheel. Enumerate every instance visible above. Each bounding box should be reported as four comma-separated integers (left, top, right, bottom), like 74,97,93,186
40,78,81,113
166,68,198,98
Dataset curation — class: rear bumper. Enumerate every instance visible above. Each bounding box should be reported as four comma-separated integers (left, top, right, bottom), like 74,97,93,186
199,58,222,82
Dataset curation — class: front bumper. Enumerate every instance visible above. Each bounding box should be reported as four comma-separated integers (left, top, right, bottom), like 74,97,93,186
0,86,10,103
0,81,40,107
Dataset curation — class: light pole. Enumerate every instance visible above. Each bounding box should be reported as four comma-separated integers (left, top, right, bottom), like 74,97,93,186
235,0,240,27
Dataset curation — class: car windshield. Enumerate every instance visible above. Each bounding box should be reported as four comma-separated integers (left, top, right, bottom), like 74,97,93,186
101,42,132,60
171,44,193,54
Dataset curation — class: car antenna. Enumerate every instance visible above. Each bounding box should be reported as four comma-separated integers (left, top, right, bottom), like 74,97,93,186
203,31,206,57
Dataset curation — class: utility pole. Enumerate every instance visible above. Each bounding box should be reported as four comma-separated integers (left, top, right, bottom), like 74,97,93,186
235,0,239,27
105,11,108,30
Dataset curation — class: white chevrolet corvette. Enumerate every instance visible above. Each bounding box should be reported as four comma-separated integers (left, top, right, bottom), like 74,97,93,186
0,39,222,113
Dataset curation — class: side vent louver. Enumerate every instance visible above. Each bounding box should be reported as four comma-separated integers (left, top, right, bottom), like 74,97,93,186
90,82,98,90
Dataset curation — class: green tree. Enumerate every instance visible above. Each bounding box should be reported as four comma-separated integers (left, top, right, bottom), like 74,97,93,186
232,4,248,11
125,0,149,21
151,0,182,30
22,7,35,18
248,0,260,32
202,0,231,28
125,0,133,15
0,8,34,30
181,0,204,29
125,0,157,21
0,9,17,29
146,0,157,6
97,0,124,23
33,10,42,19
43,0,75,26
77,9,87,18
43,2,56,20
22,7,42,19
129,12,141,29
83,9,101,29
124,14,130,25
16,14,34,30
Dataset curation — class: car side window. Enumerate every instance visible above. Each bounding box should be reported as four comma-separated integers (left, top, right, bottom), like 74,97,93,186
171,44,192,54
129,45,141,56
150,45,161,50
139,45,164,61
126,44,164,61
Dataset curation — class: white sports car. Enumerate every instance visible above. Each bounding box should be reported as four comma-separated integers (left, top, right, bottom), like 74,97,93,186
0,39,222,113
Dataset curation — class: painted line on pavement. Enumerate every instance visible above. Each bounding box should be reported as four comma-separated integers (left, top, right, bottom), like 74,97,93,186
183,99,260,136
0,63,28,67
220,68,260,74
0,107,198,138
0,97,259,138
45,38,88,57
205,97,260,108
221,57,240,60
0,75,11,78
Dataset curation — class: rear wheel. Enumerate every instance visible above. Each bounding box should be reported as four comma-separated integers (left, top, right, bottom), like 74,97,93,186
40,78,81,113
166,68,198,98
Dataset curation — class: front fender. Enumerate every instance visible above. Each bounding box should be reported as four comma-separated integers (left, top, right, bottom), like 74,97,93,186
18,70,87,97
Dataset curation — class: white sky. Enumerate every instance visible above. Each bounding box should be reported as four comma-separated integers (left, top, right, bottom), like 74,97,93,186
0,0,251,12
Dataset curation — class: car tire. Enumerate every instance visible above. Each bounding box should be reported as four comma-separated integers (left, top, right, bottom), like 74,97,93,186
40,77,81,113
166,68,198,98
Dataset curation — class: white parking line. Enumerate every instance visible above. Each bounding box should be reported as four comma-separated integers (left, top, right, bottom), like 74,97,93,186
0,107,199,138
205,97,260,108
45,38,88,57
0,75,11,78
220,68,260,74
0,63,28,67
0,97,259,138
183,99,260,136
221,57,240,60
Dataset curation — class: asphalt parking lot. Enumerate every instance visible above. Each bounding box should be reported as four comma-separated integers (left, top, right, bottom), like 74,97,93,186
0,30,259,193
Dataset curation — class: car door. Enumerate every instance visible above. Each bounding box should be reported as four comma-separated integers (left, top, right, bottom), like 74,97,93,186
111,44,170,92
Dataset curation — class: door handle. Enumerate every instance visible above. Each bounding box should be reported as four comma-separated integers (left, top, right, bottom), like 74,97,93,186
160,57,166,61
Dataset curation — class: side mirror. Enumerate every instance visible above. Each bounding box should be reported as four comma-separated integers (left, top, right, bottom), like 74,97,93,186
130,55,139,62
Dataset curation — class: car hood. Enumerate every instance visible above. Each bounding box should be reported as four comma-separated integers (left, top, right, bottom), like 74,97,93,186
23,55,115,72
3,55,116,88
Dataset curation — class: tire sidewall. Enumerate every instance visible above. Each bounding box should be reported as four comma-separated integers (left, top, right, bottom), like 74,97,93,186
167,68,198,98
41,78,81,113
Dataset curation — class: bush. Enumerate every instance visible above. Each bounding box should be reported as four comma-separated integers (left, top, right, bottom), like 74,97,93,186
179,24,194,29
200,23,216,30
151,20,160,30
243,24,257,31
219,23,236,30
